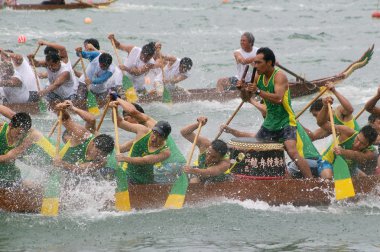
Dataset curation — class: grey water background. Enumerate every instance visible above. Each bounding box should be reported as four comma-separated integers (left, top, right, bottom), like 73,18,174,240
1,0,380,251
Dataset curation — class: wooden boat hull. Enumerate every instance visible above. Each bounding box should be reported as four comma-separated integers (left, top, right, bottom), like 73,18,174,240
1,176,379,213
6,0,114,10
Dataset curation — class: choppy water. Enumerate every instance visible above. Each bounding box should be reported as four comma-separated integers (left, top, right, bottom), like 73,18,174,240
1,0,380,251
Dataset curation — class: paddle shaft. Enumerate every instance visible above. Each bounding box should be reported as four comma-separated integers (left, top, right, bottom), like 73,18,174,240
214,101,244,140
30,45,42,92
48,120,59,138
33,45,41,58
72,58,81,69
295,87,328,119
328,103,338,146
354,107,366,120
214,66,251,140
55,111,63,158
111,40,123,67
276,63,312,85
96,99,110,132
112,107,121,155
187,122,203,166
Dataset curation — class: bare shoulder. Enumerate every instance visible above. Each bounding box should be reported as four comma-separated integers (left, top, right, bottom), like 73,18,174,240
275,70,288,83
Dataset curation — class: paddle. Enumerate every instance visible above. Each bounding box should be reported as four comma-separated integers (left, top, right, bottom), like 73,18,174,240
214,66,252,140
295,86,328,119
159,55,172,104
113,107,131,211
30,45,48,113
327,103,356,200
79,54,100,116
164,121,203,209
48,120,59,138
40,111,63,216
110,39,139,103
225,152,245,174
96,98,110,133
276,62,316,90
354,107,366,120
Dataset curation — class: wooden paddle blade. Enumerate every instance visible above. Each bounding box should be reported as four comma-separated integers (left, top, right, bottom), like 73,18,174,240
86,90,100,116
115,166,131,211
333,155,355,200
164,173,189,209
122,75,138,103
40,169,61,216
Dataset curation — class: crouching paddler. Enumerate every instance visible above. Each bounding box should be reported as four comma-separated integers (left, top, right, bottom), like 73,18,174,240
181,117,231,183
53,103,114,176
110,101,172,184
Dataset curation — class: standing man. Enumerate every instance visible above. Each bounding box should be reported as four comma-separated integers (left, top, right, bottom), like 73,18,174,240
216,32,258,92
243,47,312,178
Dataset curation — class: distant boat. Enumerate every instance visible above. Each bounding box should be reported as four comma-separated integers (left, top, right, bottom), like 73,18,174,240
5,0,115,10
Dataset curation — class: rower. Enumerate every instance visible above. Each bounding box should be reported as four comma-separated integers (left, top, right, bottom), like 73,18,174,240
216,32,258,92
317,96,378,177
110,100,172,184
111,93,185,183
53,103,114,176
108,34,160,96
308,82,360,141
181,117,231,183
28,52,78,109
75,47,121,102
0,49,39,102
0,105,55,186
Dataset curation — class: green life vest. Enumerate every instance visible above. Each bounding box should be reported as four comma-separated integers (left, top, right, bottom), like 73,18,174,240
61,135,94,164
257,68,296,130
0,123,21,183
197,151,230,182
126,131,168,184
333,113,361,131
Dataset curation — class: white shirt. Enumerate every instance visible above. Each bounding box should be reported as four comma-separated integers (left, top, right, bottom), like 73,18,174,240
3,70,30,103
235,47,258,82
123,47,155,91
14,57,38,92
47,61,77,99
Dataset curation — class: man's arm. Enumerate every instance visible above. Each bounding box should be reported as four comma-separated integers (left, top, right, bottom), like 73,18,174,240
39,40,68,63
117,149,171,165
0,50,23,66
0,129,40,162
234,51,255,65
365,86,380,115
316,97,333,127
54,158,107,175
107,34,134,54
326,83,354,118
219,125,255,138
59,109,91,146
120,63,154,76
335,147,377,164
184,159,230,177
38,71,70,97
248,97,266,118
64,101,96,133
0,77,22,87
180,117,210,152
0,105,16,119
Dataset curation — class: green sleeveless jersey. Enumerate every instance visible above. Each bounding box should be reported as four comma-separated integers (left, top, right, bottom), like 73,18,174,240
333,113,360,131
322,132,375,173
61,135,94,164
197,151,230,182
0,123,21,183
257,68,296,130
126,131,168,184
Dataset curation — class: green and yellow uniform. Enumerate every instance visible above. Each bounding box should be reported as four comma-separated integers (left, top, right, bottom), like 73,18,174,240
61,135,95,164
322,132,376,173
126,131,169,184
197,151,230,183
22,136,56,166
333,113,360,131
257,68,296,130
0,123,21,184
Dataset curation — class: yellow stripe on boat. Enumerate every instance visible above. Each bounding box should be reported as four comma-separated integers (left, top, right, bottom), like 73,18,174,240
164,194,185,209
335,178,355,200
115,191,131,211
40,198,59,216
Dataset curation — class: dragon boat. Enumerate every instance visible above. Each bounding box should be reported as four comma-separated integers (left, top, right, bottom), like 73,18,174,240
4,0,115,10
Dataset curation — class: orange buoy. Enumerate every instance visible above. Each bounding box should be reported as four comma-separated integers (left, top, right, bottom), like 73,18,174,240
372,11,380,18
